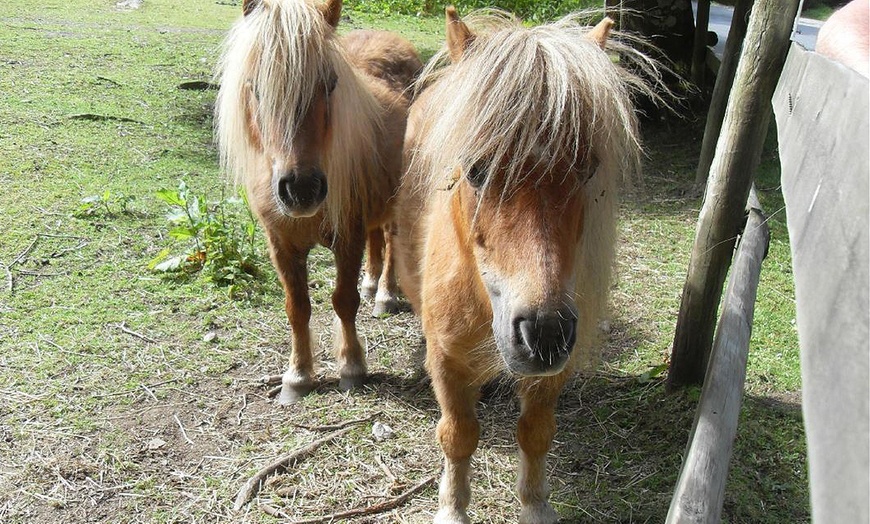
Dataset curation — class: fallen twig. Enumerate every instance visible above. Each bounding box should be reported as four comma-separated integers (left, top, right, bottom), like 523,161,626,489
49,241,90,258
96,75,122,86
236,393,247,426
18,270,68,278
258,501,291,519
173,413,195,445
260,373,283,386
92,378,180,399
140,384,159,402
117,322,157,344
233,425,361,511
375,454,397,485
36,233,90,240
290,411,382,432
10,238,38,266
5,235,39,293
286,473,438,524
266,385,282,398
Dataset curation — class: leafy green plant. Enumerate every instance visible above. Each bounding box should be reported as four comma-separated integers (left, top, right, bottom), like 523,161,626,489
75,189,135,217
149,181,261,292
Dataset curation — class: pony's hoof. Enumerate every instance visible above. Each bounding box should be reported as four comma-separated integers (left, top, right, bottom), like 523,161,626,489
433,507,471,524
519,502,559,524
371,297,400,317
361,276,378,301
277,372,314,406
277,383,314,405
338,372,367,391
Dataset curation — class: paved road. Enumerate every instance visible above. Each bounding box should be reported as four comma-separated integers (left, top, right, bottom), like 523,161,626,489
701,2,823,56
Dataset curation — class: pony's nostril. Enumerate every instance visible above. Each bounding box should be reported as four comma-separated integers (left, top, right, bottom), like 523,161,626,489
514,311,577,359
315,172,328,202
516,317,537,357
277,171,297,207
275,169,328,212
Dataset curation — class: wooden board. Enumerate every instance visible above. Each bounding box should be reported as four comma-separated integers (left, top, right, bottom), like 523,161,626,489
773,42,869,524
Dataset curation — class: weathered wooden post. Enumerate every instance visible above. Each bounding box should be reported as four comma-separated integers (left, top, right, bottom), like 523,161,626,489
665,188,770,523
667,0,799,389
694,0,755,189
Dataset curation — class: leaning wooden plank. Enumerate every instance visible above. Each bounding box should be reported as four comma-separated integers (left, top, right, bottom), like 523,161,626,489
665,188,770,524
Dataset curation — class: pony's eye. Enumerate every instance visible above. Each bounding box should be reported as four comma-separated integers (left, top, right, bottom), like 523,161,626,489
466,162,487,189
325,75,338,96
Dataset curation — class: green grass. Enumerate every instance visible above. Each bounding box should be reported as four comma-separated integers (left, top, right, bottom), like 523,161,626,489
801,5,836,20
0,1,807,523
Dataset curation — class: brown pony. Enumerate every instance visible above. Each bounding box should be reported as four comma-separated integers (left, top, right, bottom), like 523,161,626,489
215,0,420,404
396,8,658,523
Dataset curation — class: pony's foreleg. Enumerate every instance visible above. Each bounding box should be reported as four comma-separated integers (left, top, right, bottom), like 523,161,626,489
429,351,480,524
332,233,367,390
515,376,567,524
271,245,316,406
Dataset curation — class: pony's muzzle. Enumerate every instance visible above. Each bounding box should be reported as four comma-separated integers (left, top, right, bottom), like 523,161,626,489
506,308,577,376
273,168,328,218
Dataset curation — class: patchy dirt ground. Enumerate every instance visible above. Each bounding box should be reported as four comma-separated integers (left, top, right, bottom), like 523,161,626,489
0,295,804,523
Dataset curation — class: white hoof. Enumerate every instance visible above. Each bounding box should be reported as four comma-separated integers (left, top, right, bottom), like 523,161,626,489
433,507,471,524
338,359,367,392
361,275,378,300
277,369,314,406
372,297,400,317
338,371,367,391
519,502,559,524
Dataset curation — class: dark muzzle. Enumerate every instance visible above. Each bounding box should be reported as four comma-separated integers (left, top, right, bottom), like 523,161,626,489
503,307,577,375
274,168,328,217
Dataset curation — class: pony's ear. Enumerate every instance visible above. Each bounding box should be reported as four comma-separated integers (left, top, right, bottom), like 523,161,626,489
446,6,475,63
318,0,342,28
587,17,614,49
242,0,259,16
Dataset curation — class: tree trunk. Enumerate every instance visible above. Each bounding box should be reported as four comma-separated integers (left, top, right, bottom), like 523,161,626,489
691,0,712,86
667,0,799,389
694,0,756,189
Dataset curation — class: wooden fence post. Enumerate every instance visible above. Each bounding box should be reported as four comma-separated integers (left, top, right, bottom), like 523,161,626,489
667,0,799,389
694,0,755,189
665,188,770,524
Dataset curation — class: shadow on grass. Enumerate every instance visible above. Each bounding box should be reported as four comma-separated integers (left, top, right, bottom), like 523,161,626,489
321,353,808,522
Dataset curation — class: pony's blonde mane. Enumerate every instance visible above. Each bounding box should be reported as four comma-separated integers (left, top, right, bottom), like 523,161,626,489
411,11,664,369
411,11,661,198
215,0,384,230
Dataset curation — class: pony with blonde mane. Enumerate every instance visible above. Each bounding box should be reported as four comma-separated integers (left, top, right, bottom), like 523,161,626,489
395,8,660,522
215,0,421,404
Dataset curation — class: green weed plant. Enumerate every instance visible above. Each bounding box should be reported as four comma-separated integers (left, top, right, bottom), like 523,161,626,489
149,181,260,293
74,190,136,218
